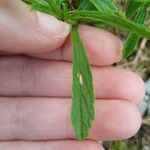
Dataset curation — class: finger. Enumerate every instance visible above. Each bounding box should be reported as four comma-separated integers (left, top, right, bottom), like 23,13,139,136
0,0,70,53
0,50,15,55
0,57,145,103
0,97,141,141
0,141,104,150
31,25,123,66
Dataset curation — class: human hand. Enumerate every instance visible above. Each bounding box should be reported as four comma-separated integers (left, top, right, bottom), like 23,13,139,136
0,0,145,149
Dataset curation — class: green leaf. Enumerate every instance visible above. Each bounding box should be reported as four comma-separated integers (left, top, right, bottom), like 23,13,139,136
89,0,118,12
79,0,118,30
71,25,95,140
78,0,96,10
78,0,118,12
71,0,83,8
67,10,150,38
111,141,129,150
123,5,148,59
31,1,55,16
132,0,150,2
56,0,69,11
122,34,140,59
22,0,32,4
125,1,144,18
26,0,63,19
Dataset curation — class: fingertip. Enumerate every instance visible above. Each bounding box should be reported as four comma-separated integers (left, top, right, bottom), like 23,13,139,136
24,11,71,53
29,12,71,53
121,69,145,103
134,73,145,103
118,102,142,139
0,0,71,54
92,101,142,141
36,12,71,39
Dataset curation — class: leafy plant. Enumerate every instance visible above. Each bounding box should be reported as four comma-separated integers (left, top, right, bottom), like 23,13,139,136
110,141,130,150
22,0,150,140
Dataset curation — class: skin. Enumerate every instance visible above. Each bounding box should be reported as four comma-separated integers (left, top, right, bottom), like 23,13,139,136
0,0,145,149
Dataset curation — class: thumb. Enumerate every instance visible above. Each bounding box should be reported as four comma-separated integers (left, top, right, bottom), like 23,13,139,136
0,0,71,54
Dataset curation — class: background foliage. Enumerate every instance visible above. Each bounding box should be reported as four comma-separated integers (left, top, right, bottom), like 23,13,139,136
104,1,150,149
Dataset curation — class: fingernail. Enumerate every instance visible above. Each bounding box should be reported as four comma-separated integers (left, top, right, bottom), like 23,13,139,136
37,12,71,38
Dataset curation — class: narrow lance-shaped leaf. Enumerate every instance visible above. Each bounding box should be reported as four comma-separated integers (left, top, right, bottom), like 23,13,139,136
22,0,32,4
71,25,95,140
67,10,150,38
46,0,63,16
27,0,63,19
87,0,119,29
125,1,144,18
78,0,118,12
78,0,96,10
123,5,148,59
56,0,69,10
71,0,83,8
89,0,118,12
132,0,150,2
88,0,119,29
31,0,56,16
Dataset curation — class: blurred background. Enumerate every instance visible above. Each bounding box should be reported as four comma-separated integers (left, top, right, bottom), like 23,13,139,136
103,0,150,150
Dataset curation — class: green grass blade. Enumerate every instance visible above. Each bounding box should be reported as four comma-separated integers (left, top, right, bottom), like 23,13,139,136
71,25,95,140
